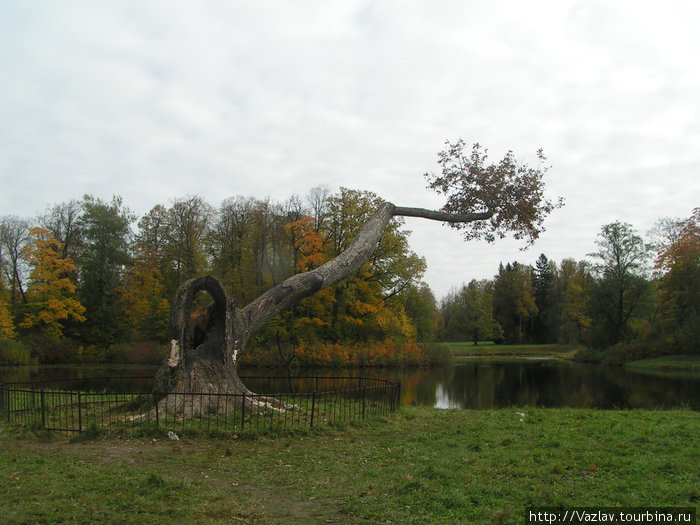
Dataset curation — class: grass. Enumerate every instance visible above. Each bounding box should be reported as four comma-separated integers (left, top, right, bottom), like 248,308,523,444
626,354,700,378
444,342,577,359
1,406,698,524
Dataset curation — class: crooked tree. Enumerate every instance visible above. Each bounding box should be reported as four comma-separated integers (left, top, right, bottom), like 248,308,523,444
153,140,562,412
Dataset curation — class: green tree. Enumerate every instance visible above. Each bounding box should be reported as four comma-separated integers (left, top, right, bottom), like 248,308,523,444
134,204,175,298
533,253,558,343
557,258,593,344
210,196,257,303
401,282,439,343
163,195,214,287
210,196,292,305
246,199,279,294
120,248,170,343
589,222,653,344
322,188,426,343
493,262,537,343
78,195,134,345
652,209,699,352
443,280,501,344
20,228,85,339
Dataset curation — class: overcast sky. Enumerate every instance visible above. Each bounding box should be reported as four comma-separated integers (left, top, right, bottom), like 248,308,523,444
1,1,698,299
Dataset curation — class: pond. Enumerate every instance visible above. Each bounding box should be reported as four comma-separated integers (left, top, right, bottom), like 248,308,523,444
1,358,697,410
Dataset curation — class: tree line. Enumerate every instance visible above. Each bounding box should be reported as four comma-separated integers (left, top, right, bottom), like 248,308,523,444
1,184,696,365
0,187,441,364
440,210,698,362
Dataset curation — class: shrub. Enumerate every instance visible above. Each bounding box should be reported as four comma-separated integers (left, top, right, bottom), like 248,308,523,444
128,342,168,364
102,343,131,364
242,340,451,368
102,342,168,364
23,335,80,364
0,337,33,365
420,343,454,366
571,346,604,363
602,339,670,366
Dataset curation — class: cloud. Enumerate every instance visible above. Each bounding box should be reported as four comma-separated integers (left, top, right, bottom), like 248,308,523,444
1,0,698,299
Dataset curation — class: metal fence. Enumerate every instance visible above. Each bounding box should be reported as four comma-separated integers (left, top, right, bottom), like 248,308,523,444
0,376,401,436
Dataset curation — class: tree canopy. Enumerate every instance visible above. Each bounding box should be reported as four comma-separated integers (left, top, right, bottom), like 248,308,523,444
424,140,563,245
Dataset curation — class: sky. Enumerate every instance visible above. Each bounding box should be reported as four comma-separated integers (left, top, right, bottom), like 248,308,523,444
1,1,699,300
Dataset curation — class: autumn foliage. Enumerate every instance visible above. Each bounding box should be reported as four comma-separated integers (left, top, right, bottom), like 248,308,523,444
240,340,450,368
0,183,696,366
19,228,85,339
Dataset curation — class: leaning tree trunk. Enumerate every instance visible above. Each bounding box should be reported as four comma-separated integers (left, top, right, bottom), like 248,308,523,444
152,202,491,415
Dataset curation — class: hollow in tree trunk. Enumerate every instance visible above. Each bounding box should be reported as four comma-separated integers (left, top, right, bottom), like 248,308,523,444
152,275,285,414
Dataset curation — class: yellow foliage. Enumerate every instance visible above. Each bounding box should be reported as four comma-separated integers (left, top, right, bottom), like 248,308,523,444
339,314,364,326
120,250,170,341
294,316,329,329
0,297,17,340
20,228,86,339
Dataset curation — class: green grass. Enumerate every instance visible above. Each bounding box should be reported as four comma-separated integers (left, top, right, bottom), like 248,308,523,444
445,342,576,359
626,354,700,378
1,406,697,524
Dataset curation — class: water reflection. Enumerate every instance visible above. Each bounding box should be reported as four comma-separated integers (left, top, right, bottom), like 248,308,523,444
0,364,159,393
1,359,697,409
396,359,699,409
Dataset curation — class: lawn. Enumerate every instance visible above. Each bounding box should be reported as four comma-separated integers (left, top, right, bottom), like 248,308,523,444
625,354,700,378
1,406,698,524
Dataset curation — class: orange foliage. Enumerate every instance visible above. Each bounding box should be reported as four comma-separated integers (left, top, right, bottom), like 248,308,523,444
285,216,324,273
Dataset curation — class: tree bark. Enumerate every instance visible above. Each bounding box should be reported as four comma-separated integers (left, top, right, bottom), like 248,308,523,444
153,202,493,414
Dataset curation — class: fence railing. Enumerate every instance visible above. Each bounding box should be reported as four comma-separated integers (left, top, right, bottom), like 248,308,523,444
0,376,401,436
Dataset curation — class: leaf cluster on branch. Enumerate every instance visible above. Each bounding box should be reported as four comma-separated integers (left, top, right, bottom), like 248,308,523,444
424,139,564,245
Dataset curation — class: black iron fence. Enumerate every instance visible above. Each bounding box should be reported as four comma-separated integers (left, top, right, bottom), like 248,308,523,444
0,376,401,436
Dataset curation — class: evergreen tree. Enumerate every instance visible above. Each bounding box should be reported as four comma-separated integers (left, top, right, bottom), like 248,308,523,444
533,253,558,343
78,195,134,345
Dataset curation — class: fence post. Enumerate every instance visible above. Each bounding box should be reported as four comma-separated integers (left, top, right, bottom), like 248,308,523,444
4,386,10,423
41,390,46,430
78,391,82,432
241,393,246,431
361,385,366,420
153,392,160,428
310,391,316,428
